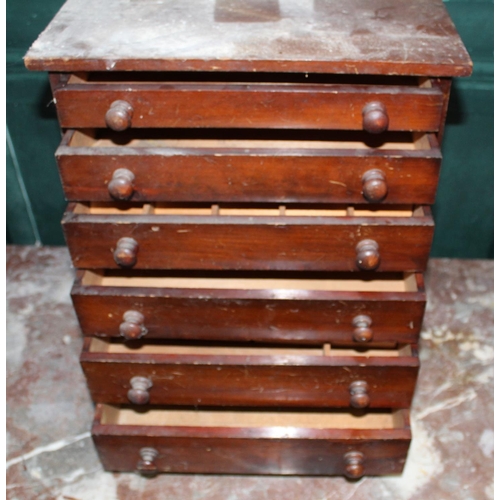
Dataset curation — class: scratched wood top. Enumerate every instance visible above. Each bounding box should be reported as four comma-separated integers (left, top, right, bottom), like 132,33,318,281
25,0,471,76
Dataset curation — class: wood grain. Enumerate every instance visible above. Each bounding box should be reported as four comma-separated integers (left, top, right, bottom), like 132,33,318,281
56,130,441,204
71,270,426,345
81,339,419,408
53,82,444,131
25,0,472,76
92,404,411,475
62,204,434,271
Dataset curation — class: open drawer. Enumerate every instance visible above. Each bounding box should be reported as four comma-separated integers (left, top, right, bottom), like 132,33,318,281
81,339,419,409
56,130,441,204
92,404,411,477
72,270,426,345
62,203,434,272
52,73,443,132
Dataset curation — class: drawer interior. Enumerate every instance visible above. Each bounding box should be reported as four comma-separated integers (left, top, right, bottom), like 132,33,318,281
68,129,432,151
68,72,428,86
81,270,418,292
88,337,412,358
73,202,422,218
100,404,407,429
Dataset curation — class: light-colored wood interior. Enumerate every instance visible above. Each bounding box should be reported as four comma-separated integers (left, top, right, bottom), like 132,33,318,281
88,337,411,358
74,202,416,218
100,404,406,429
68,130,430,151
81,270,418,292
418,78,432,89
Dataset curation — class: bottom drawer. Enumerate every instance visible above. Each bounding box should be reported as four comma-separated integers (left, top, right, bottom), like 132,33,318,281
93,404,411,477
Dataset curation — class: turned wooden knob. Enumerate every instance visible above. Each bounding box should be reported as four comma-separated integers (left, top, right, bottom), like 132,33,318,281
362,169,387,202
344,451,365,479
349,380,370,409
137,447,159,475
352,315,373,343
355,239,380,271
362,102,389,134
120,310,147,340
108,168,135,201
105,100,134,131
114,237,138,268
128,376,152,405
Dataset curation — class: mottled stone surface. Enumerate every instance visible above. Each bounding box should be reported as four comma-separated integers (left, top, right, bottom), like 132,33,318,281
6,246,493,500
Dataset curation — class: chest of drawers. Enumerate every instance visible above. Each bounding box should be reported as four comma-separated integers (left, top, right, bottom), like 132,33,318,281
26,0,471,478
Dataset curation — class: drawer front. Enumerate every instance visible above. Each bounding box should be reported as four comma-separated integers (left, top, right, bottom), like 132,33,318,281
62,204,434,272
81,339,419,408
72,271,426,345
93,405,411,476
53,82,443,131
57,130,441,204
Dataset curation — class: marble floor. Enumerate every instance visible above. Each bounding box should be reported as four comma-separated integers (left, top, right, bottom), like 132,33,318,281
6,246,494,500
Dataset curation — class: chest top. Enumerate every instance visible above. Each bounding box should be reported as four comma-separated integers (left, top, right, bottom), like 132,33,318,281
25,0,471,76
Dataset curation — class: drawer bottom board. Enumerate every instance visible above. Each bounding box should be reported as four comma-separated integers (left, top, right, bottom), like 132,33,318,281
93,405,411,476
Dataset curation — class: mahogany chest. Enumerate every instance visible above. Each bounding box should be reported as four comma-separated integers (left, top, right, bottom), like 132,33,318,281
25,0,471,478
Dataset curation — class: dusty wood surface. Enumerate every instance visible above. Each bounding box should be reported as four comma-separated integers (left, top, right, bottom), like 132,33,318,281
25,0,471,76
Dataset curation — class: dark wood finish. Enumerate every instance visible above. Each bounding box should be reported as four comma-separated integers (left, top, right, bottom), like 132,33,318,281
24,0,472,77
352,315,374,343
344,451,365,479
56,130,442,204
127,376,152,405
355,240,380,271
71,271,426,345
349,381,370,409
62,205,434,271
80,339,419,408
119,310,147,340
362,169,388,203
26,0,473,479
362,102,389,134
431,78,453,145
136,447,159,475
113,237,138,268
105,100,134,131
92,405,412,476
107,168,135,201
53,83,444,132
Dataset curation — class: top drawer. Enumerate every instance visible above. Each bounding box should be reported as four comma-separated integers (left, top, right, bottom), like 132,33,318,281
52,74,444,132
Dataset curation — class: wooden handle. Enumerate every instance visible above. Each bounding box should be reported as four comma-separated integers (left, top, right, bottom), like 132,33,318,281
362,169,387,202
137,447,159,475
114,237,138,268
105,100,134,131
344,451,365,479
349,380,370,409
352,315,373,343
355,239,380,271
362,102,389,134
120,310,147,340
127,376,152,405
108,168,135,201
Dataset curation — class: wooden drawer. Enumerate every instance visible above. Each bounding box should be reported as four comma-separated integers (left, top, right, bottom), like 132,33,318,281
81,339,419,408
57,130,441,204
62,203,434,272
92,404,411,476
72,270,425,345
53,74,443,132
